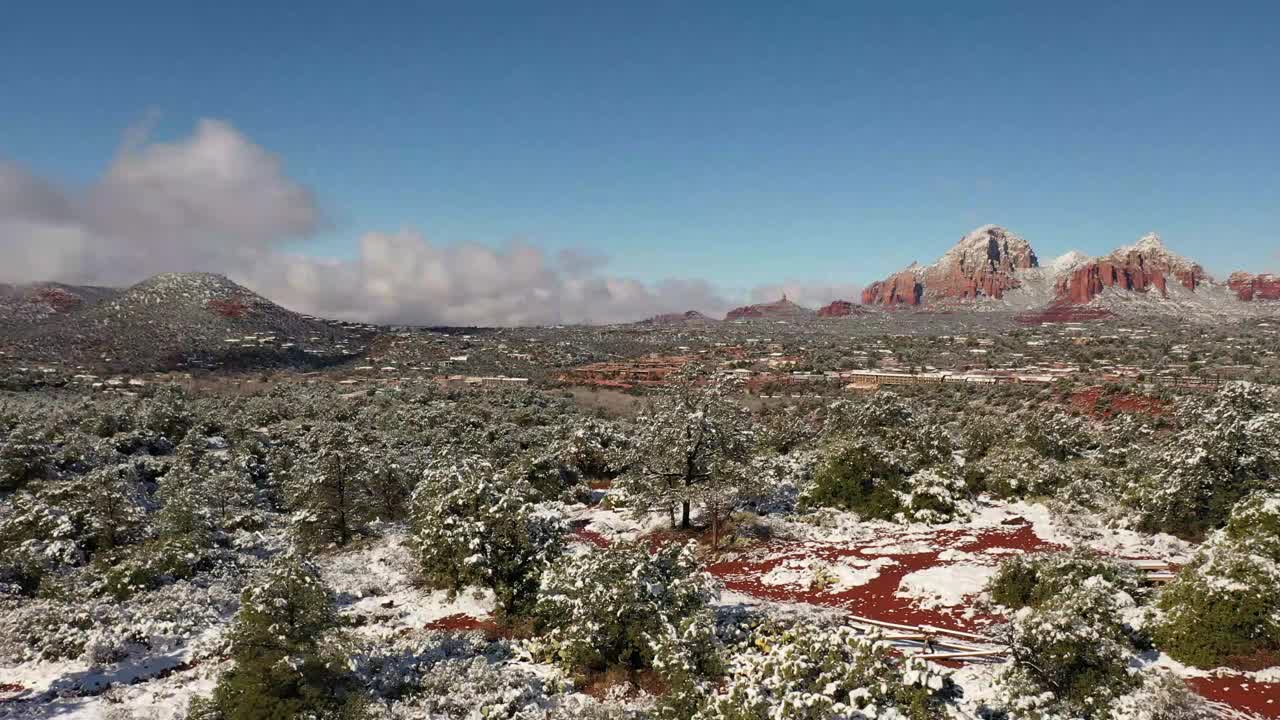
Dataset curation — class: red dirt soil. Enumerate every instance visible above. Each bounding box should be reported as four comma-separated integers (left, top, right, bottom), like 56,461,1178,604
706,519,1061,632
1015,304,1115,325
1069,386,1169,419
1188,676,1280,718
207,297,251,318
575,508,1271,717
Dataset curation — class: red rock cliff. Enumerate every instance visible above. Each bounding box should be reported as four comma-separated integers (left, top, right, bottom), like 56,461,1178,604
816,299,864,317
1054,234,1206,304
861,269,923,306
1228,272,1280,301
862,225,1037,306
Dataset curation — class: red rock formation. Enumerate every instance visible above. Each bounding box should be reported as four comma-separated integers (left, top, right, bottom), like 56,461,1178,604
723,296,815,321
1228,272,1280,301
861,270,923,306
862,226,1037,306
1054,235,1206,304
724,305,764,320
816,300,864,317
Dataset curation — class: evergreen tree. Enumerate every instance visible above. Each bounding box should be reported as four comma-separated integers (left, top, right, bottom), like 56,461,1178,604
289,424,369,548
207,554,363,720
410,456,566,619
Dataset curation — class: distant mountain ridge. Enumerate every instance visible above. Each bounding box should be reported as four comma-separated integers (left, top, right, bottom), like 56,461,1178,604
862,225,1278,315
1,272,368,372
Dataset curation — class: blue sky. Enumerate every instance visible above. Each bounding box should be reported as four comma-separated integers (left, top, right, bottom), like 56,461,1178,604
3,1,1278,292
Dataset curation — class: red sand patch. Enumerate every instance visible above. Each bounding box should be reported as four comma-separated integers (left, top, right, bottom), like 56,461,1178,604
1188,676,1280,718
207,297,250,318
424,613,502,636
707,520,1061,632
1069,386,1168,419
35,287,82,313
575,507,1261,716
1015,304,1115,325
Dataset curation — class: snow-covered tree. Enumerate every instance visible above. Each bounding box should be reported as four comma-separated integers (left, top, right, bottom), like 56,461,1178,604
288,424,372,548
898,466,972,524
410,455,566,619
987,548,1145,611
994,578,1140,719
201,553,363,720
1131,382,1280,537
0,423,52,490
75,463,148,552
533,541,719,677
616,372,756,542
1153,491,1280,667
699,623,957,720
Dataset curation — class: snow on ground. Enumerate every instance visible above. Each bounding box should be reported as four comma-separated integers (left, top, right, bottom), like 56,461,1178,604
0,626,226,720
322,530,495,633
759,555,897,594
895,562,997,611
3,503,1271,718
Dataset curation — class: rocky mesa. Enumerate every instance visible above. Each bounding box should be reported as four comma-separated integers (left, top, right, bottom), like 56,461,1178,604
1053,233,1206,304
724,295,815,321
1227,272,1280,302
862,225,1037,306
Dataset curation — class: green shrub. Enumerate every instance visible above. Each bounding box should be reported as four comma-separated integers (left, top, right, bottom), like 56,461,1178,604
800,440,905,518
988,549,1145,611
92,538,208,601
995,581,1140,719
533,541,718,677
699,623,957,720
207,554,364,720
1152,492,1280,668
410,456,566,620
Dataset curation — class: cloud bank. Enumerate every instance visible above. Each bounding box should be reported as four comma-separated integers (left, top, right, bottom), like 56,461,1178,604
0,119,857,325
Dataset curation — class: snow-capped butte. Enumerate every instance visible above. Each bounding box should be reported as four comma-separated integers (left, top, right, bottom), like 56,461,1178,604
862,225,1038,306
861,225,1279,316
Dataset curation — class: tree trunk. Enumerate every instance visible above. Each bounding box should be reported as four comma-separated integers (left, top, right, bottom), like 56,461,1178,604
680,500,691,529
711,511,719,550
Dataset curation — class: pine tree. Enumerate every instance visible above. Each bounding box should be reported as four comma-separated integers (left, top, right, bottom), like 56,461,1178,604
209,554,363,720
289,424,369,548
410,455,566,619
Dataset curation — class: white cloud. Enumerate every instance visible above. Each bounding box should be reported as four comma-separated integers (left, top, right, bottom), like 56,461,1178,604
0,119,320,286
0,119,756,325
237,229,732,326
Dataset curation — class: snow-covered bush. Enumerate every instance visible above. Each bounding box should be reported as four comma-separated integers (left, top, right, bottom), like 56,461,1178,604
802,440,965,524
0,422,52,490
1129,383,1280,538
987,548,1145,611
533,541,719,679
1152,492,1280,668
615,374,756,541
410,455,566,619
898,467,971,524
698,623,957,720
993,579,1140,719
0,573,239,664
91,537,209,600
1021,410,1093,462
800,439,905,518
1110,670,1211,720
205,553,364,720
